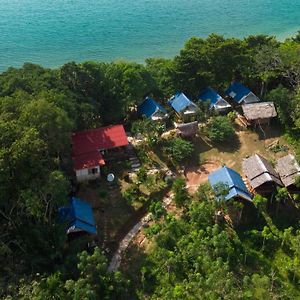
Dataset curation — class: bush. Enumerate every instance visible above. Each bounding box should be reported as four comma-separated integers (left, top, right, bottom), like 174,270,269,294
144,223,162,237
227,111,236,122
163,137,194,165
122,185,140,205
149,201,166,220
207,116,235,143
172,177,190,207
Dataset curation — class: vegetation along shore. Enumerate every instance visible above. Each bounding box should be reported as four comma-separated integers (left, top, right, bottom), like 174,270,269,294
1,32,300,299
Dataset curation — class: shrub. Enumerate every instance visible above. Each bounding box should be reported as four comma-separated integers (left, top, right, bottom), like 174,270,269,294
227,111,236,122
163,137,194,165
207,116,235,143
144,223,162,237
149,201,166,220
122,185,140,205
172,177,190,207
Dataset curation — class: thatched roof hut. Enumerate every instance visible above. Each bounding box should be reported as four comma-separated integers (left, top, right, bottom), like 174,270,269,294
242,102,277,125
242,154,283,193
175,121,198,138
276,154,300,190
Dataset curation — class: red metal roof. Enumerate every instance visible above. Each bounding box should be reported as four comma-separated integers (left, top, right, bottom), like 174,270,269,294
72,125,128,170
73,151,105,171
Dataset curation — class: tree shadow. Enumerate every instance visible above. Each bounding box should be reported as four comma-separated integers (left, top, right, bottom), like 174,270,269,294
213,133,241,153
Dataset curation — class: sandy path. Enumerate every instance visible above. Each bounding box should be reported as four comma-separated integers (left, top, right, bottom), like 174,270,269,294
185,161,220,193
108,195,173,272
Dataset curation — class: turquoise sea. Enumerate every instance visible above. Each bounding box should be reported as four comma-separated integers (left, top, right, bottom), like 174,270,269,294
0,0,300,72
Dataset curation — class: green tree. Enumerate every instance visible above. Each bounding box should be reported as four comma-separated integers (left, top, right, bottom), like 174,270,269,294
65,248,129,300
266,86,294,128
207,116,235,143
19,99,73,155
163,137,194,165
172,177,190,207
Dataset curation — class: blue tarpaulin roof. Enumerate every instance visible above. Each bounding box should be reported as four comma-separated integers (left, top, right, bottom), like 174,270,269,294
225,82,252,103
208,166,252,201
199,87,225,108
138,97,167,118
168,92,196,113
58,197,97,234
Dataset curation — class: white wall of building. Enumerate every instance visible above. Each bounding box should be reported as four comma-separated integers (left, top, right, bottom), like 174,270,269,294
76,166,101,182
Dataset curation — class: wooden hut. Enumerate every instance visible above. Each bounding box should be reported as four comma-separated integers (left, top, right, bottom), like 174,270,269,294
175,121,198,138
242,102,277,127
242,154,283,194
276,154,300,192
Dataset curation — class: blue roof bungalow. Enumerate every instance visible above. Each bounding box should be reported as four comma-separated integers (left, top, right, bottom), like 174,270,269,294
208,166,252,202
225,82,260,105
59,197,97,236
199,87,231,112
168,92,198,118
138,97,168,121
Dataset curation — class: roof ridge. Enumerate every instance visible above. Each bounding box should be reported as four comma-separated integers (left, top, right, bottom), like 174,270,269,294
255,154,268,173
73,124,123,135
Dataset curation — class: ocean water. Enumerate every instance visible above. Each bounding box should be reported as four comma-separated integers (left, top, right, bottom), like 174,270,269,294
0,0,300,72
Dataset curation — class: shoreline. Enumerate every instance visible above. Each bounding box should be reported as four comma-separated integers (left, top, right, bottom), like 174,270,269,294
0,30,298,74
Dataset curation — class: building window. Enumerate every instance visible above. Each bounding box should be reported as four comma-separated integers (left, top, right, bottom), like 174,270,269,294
88,167,98,175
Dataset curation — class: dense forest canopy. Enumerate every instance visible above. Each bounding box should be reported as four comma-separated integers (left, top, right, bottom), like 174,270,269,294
1,32,300,299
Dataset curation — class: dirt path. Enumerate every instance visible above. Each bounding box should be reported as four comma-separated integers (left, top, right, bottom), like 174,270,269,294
185,160,220,193
108,194,173,272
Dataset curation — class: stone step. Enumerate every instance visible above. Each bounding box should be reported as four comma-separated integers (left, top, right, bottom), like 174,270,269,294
129,157,137,161
131,160,140,164
131,163,141,168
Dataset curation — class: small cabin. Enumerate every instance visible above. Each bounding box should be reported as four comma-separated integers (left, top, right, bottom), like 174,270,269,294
242,154,283,194
242,102,277,127
199,87,231,112
72,125,129,182
208,166,252,202
276,154,300,192
175,121,198,138
225,82,260,104
59,197,97,237
208,166,253,225
138,97,168,121
168,92,198,120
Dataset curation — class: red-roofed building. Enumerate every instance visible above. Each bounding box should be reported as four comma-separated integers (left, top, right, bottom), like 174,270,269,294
72,125,129,181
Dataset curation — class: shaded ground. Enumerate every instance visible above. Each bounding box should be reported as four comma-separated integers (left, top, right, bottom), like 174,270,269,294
77,179,138,254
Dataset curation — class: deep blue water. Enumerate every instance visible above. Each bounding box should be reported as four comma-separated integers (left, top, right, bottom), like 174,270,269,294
0,0,300,72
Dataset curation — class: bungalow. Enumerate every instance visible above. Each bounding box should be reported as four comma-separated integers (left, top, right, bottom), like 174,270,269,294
58,197,97,236
72,125,129,182
199,87,231,112
175,121,198,138
208,166,252,202
242,154,283,194
225,82,260,104
168,92,198,118
138,97,168,120
276,154,300,191
242,102,277,127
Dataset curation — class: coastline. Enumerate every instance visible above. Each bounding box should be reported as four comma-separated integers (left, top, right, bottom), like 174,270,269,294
0,30,299,74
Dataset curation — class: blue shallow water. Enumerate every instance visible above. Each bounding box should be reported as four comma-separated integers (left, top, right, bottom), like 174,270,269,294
0,0,300,71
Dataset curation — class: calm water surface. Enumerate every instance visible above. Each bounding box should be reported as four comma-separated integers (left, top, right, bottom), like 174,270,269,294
0,0,300,71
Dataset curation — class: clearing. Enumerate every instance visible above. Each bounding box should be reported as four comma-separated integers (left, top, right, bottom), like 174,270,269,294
184,124,288,194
